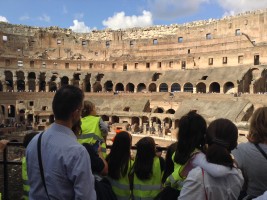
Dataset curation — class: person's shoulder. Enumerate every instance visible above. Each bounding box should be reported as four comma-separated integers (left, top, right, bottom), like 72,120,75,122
187,166,202,180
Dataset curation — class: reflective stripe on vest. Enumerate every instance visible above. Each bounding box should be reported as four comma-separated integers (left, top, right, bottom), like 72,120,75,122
22,157,30,200
108,160,132,200
78,115,107,156
133,157,162,199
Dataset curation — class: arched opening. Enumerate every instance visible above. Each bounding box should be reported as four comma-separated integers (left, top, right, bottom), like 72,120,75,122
154,107,164,113
174,119,179,129
27,114,34,123
184,82,193,93
17,80,25,91
209,82,220,93
0,81,2,92
163,117,172,129
196,82,206,93
28,72,36,92
171,83,181,92
115,83,124,92
19,109,25,123
93,82,102,92
84,74,91,92
49,75,57,92
49,114,55,124
104,81,113,92
101,115,109,122
151,117,161,127
8,105,15,118
1,105,5,115
131,117,140,126
159,83,168,92
224,82,235,94
111,116,119,123
61,76,69,87
142,116,149,124
126,83,134,92
39,73,46,92
148,83,157,92
73,74,80,88
5,71,13,92
166,109,175,114
137,83,146,92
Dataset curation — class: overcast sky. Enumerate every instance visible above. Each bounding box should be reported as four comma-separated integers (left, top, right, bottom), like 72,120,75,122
0,0,267,33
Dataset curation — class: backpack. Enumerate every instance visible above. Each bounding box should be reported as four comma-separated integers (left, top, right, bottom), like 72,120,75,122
95,177,118,200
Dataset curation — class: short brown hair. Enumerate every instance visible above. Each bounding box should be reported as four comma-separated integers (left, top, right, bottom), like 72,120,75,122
247,107,267,143
81,100,95,118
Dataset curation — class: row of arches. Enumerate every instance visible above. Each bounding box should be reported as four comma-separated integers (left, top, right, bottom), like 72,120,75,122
1,70,235,93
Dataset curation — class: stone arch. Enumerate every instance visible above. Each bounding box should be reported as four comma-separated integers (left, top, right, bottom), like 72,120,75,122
126,83,134,92
166,109,175,114
93,82,102,92
159,83,168,92
184,82,193,93
8,105,15,118
111,116,119,123
148,83,157,92
101,115,109,122
28,72,36,92
39,72,46,92
154,107,164,113
115,83,124,92
209,82,220,93
5,71,13,92
104,81,113,92
73,74,80,87
142,116,149,124
49,75,57,92
223,82,235,94
19,109,26,123
171,83,181,92
84,74,91,92
163,117,172,129
131,117,140,126
137,83,146,92
151,117,161,125
196,82,206,93
17,80,25,91
61,76,69,87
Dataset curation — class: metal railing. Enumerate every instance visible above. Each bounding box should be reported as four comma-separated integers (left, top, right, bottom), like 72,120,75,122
0,142,167,200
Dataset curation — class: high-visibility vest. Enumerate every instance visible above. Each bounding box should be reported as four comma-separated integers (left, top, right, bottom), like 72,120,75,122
133,157,162,200
22,156,29,200
108,160,133,200
78,115,107,157
165,149,199,190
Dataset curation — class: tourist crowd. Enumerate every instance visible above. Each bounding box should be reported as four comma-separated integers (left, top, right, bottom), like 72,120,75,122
11,85,267,200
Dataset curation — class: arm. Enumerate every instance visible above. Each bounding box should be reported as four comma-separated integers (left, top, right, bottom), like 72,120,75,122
99,119,108,140
178,167,204,200
97,145,108,176
69,147,96,200
192,153,231,177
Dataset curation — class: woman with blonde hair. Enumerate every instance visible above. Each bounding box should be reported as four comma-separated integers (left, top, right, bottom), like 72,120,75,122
232,107,267,199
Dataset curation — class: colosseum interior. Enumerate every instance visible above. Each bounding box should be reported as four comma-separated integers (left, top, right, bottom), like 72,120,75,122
1,9,267,143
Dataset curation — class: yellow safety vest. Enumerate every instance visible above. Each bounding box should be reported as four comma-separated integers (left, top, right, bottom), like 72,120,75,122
133,157,162,200
78,115,107,157
165,149,199,190
22,156,29,200
108,160,133,200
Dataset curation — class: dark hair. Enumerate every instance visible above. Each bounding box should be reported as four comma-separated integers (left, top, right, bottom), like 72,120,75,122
72,119,81,136
174,111,207,165
206,118,238,168
52,85,84,121
247,107,267,143
23,131,39,148
107,131,132,180
134,137,156,180
162,142,177,183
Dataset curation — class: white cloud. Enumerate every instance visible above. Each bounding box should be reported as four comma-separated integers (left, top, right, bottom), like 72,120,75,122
148,0,209,20
217,0,267,16
102,10,153,30
74,12,84,20
38,14,50,22
69,20,93,33
0,16,8,23
19,15,30,21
